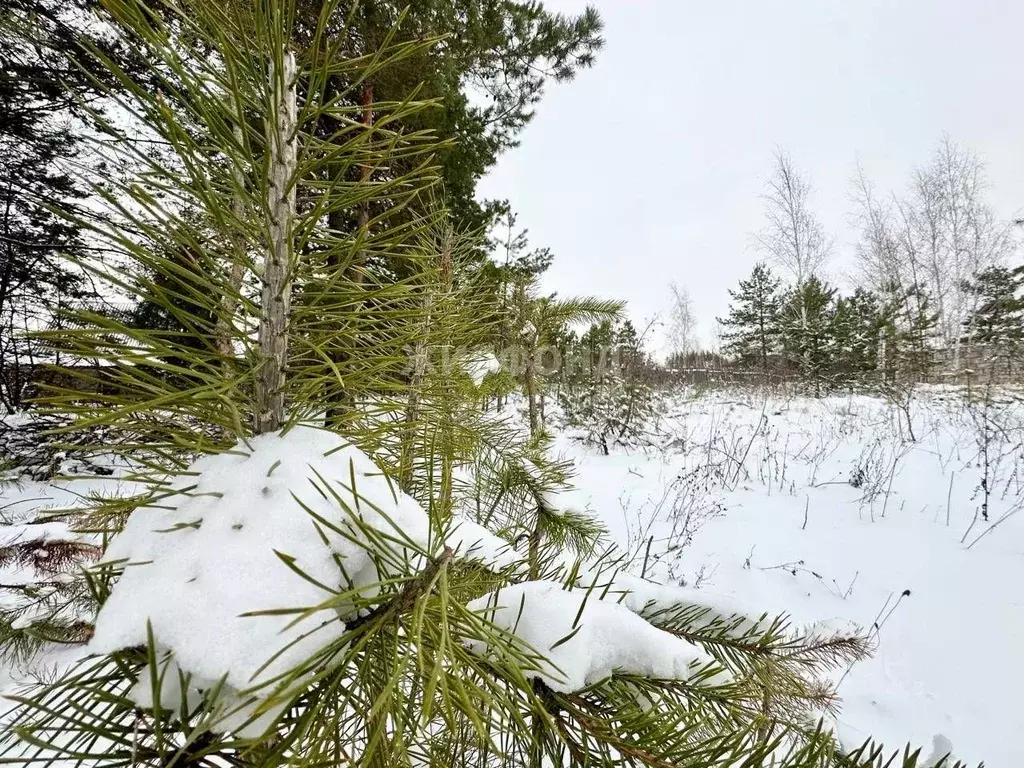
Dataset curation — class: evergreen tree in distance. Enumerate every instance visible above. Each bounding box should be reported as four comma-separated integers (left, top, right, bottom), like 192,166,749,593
717,262,783,374
826,287,886,383
0,0,95,408
877,280,940,385
779,276,837,395
961,264,1024,374
560,319,656,454
713,263,946,392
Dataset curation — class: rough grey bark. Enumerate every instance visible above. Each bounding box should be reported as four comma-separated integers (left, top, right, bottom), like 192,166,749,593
255,50,296,435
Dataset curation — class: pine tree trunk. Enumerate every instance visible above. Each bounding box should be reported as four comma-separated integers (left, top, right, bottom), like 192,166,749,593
255,50,296,435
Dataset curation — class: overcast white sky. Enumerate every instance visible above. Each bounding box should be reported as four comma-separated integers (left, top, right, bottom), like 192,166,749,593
476,0,1024,351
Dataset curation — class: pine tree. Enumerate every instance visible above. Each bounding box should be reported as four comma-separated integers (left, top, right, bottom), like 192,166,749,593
717,262,783,375
870,280,939,441
561,320,655,454
476,212,553,411
579,318,617,380
507,280,623,438
0,0,94,408
877,280,940,385
961,264,1024,375
833,288,884,382
779,276,838,395
304,1,604,239
616,319,646,376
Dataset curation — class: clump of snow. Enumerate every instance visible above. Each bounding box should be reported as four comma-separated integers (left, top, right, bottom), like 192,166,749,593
85,425,527,737
595,570,761,631
89,426,433,737
539,481,589,516
801,617,864,643
10,614,37,631
466,580,723,693
0,521,81,549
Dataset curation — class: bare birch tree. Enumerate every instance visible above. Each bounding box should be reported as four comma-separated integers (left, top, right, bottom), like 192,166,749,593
755,150,832,287
904,138,1012,367
850,164,903,293
852,139,1017,371
754,150,833,378
667,282,697,356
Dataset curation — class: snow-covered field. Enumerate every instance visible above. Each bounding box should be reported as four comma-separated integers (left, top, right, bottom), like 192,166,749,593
2,387,1022,765
554,388,1024,767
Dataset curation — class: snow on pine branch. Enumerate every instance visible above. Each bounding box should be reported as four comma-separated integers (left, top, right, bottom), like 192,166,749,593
464,555,870,700
465,580,728,693
83,423,818,738
88,425,517,736
576,568,870,679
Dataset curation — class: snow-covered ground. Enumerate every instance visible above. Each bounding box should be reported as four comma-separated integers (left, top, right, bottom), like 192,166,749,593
0,457,133,693
2,388,1022,764
553,388,1024,767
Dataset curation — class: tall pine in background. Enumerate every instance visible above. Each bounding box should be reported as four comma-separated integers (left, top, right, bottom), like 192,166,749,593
876,280,939,385
308,1,603,240
779,276,837,395
0,1,99,408
961,264,1024,375
717,262,783,375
